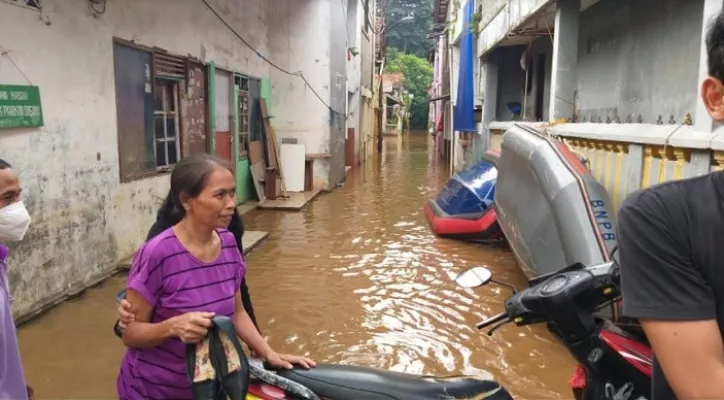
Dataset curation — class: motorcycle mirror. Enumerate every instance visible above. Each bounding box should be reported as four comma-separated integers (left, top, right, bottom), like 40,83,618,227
454,266,493,288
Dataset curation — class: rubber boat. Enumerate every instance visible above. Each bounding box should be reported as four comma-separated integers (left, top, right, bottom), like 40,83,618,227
424,159,503,243
492,124,617,279
490,124,647,340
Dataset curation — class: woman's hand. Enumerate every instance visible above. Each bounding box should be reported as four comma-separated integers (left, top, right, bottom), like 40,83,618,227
117,299,134,329
264,352,317,370
171,311,215,343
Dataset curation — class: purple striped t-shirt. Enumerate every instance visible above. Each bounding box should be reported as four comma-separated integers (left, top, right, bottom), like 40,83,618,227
116,227,246,400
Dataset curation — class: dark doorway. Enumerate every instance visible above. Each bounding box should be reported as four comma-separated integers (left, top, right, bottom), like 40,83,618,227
534,54,546,121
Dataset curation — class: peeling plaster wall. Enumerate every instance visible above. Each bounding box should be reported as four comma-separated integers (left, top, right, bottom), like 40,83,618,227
0,0,269,319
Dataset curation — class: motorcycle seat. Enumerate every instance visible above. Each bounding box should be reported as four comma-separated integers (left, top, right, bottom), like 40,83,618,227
276,364,512,400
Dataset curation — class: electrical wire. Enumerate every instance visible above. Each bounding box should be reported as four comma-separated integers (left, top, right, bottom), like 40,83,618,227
200,0,338,115
0,41,33,85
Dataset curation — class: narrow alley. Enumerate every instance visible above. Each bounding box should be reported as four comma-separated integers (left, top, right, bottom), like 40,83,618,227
17,134,574,399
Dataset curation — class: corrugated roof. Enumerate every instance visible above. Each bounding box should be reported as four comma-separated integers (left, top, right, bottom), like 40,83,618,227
382,72,404,88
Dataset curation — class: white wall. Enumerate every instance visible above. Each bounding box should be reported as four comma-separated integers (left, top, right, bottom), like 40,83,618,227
267,0,334,188
0,0,269,318
346,0,363,165
358,0,375,162
576,0,702,124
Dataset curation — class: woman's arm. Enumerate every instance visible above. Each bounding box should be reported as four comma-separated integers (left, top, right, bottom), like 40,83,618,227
122,289,177,348
123,289,214,348
232,292,315,369
121,240,212,348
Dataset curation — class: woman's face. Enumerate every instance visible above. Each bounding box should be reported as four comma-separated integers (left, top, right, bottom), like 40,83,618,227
182,166,237,229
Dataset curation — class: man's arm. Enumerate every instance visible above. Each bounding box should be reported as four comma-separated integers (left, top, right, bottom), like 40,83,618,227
618,191,722,399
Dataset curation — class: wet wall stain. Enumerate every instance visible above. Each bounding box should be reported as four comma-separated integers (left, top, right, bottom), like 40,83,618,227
6,161,120,320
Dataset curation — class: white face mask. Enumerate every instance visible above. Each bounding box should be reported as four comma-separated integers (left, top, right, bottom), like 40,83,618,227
0,201,31,242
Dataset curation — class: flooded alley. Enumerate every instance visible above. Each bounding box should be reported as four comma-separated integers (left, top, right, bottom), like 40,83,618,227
17,134,575,399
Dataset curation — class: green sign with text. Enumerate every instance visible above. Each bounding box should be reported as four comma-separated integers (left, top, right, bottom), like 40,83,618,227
0,85,44,129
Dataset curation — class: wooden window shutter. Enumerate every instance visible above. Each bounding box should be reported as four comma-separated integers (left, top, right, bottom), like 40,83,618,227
152,50,186,79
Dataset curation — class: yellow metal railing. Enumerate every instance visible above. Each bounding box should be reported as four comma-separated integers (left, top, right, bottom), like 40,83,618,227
641,145,690,188
488,128,724,209
712,151,724,172
565,139,629,211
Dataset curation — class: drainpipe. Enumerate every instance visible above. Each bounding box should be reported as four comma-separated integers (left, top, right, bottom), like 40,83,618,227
377,32,386,154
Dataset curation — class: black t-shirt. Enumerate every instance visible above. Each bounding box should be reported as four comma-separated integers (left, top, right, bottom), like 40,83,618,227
618,171,724,400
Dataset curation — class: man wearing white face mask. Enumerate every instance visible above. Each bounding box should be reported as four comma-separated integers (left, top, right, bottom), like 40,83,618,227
0,158,33,400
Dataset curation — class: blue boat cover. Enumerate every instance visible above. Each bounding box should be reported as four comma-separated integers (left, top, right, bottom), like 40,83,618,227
435,161,497,216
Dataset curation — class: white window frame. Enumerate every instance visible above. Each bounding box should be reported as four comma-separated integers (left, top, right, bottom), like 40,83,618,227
153,79,181,169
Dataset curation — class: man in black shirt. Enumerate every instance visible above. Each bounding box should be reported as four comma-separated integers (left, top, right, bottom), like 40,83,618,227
618,10,724,400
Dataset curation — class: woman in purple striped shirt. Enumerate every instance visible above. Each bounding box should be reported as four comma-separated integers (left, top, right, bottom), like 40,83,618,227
117,155,315,400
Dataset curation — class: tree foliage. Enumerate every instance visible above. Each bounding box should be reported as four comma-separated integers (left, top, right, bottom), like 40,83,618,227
382,0,434,59
385,47,433,128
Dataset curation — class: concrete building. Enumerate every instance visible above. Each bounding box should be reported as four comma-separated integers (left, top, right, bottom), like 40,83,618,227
0,0,352,319
433,0,724,207
428,26,450,162
342,0,377,168
381,72,407,135
431,0,484,171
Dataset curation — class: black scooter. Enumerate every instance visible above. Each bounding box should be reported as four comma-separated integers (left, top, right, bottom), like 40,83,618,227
453,262,652,400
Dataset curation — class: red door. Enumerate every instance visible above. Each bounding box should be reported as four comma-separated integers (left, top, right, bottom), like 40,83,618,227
216,131,231,161
214,69,232,162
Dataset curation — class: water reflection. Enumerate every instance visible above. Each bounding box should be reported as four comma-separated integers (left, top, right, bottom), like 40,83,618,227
17,132,574,399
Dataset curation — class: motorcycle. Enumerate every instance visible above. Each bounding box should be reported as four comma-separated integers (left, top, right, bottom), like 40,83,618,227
112,289,513,400
452,262,653,400
112,259,652,399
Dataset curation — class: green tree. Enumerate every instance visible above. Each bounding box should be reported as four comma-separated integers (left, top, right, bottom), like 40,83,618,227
385,47,433,129
382,0,434,59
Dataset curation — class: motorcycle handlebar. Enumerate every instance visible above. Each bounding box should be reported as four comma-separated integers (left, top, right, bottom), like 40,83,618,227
476,311,509,330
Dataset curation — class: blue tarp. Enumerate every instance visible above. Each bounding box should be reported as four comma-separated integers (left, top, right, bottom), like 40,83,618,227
453,0,476,132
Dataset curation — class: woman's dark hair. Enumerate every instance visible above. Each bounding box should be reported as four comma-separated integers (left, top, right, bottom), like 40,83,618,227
0,159,11,169
153,154,244,242
161,154,231,220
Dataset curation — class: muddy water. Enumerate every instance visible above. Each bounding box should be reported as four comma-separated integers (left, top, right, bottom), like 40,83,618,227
17,133,575,399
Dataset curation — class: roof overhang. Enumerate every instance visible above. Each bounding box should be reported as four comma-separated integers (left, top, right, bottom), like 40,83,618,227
433,0,450,24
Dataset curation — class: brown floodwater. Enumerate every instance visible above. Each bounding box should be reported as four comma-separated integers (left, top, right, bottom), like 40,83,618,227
17,133,575,399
